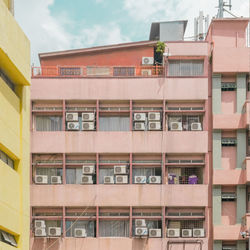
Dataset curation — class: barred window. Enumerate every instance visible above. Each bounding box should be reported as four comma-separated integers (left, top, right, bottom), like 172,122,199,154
168,60,204,76
36,116,62,131
0,150,14,169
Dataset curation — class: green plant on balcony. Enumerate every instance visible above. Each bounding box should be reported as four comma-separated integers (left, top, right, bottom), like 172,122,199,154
155,41,166,65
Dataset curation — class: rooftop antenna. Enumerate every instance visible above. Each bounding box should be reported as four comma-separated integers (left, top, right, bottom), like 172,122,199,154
216,0,238,18
194,11,209,41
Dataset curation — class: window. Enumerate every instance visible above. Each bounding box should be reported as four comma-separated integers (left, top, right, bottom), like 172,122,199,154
132,168,161,184
66,168,82,184
0,70,15,93
59,67,81,76
221,83,236,91
36,116,62,131
167,220,203,229
221,193,237,201
99,220,129,237
66,220,95,237
99,116,130,131
99,168,114,184
35,168,62,184
113,67,135,77
168,167,203,184
168,60,204,76
168,115,203,131
0,230,17,247
221,138,237,147
86,67,110,76
0,150,14,169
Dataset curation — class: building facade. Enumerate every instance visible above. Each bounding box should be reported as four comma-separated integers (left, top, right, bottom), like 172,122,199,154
30,18,249,250
0,0,30,249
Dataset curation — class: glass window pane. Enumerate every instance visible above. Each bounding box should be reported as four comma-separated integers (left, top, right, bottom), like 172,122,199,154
36,116,62,131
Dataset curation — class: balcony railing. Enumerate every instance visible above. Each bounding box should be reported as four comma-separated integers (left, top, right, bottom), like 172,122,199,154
32,65,164,78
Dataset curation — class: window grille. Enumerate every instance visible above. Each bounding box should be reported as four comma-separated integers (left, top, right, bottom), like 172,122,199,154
60,67,81,76
168,60,204,76
221,82,236,91
168,167,203,184
167,220,203,229
221,138,237,146
113,67,135,76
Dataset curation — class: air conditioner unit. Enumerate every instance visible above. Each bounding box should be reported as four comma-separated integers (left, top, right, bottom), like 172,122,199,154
104,176,114,184
148,121,161,130
134,122,145,131
74,228,87,238
148,112,161,121
193,228,205,238
82,165,95,175
134,113,146,121
167,228,180,237
135,227,148,236
35,175,48,184
67,122,80,131
141,69,152,76
35,228,46,237
66,112,78,121
191,122,202,131
115,175,128,184
35,220,46,228
134,176,147,184
148,176,161,184
82,122,95,131
48,227,61,237
51,176,62,184
170,122,182,131
114,165,127,175
82,112,95,121
142,57,154,65
149,229,161,238
135,219,146,227
182,229,192,238
81,175,93,184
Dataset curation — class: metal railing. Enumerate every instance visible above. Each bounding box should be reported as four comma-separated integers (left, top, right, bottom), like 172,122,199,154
32,65,164,78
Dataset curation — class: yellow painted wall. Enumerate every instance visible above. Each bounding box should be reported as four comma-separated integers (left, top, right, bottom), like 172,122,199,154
0,0,30,85
0,0,30,249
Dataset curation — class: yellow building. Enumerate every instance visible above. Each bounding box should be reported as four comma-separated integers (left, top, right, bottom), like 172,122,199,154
0,0,30,249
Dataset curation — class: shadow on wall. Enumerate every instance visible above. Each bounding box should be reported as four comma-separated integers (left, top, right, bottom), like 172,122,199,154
132,238,149,250
32,238,61,250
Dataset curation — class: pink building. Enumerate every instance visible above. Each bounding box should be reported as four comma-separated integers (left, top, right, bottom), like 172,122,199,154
30,18,249,250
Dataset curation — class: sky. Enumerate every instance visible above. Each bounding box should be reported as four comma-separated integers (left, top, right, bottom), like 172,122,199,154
15,0,249,66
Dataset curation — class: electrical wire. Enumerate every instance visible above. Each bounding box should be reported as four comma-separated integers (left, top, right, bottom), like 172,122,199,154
45,195,97,250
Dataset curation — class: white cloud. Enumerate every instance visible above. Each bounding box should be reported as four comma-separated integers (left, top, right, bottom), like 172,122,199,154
123,0,249,37
14,0,130,65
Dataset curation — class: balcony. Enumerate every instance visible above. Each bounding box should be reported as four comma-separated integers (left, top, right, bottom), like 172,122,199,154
213,224,243,240
31,131,208,154
31,184,208,207
245,157,250,183
30,237,209,250
32,65,164,78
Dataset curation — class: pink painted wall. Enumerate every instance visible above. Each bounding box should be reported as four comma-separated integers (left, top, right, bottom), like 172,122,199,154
40,45,154,67
31,131,208,154
213,169,246,185
30,184,208,207
214,225,244,240
213,114,246,129
221,146,236,170
221,91,236,114
206,19,249,73
30,238,209,250
31,78,208,101
221,201,236,225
